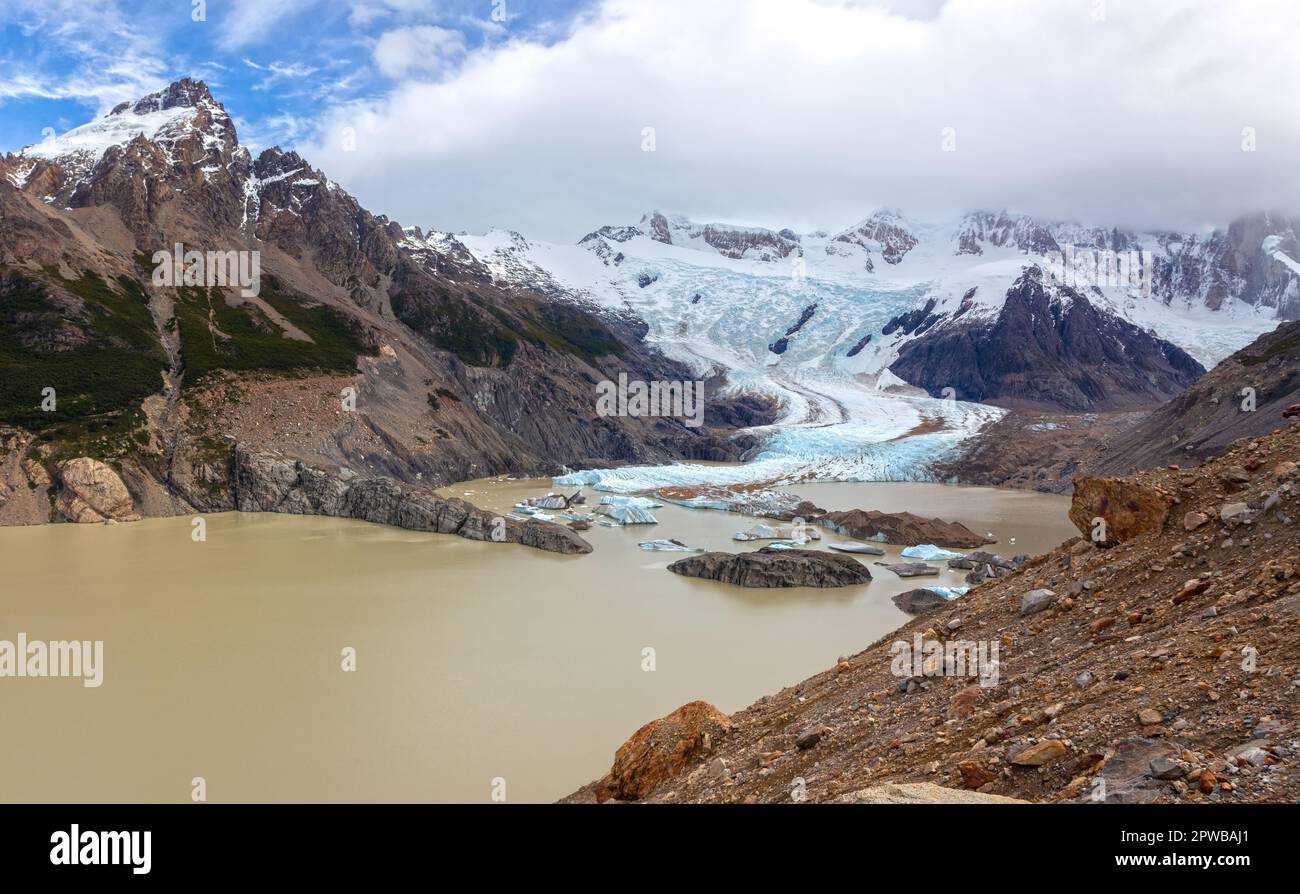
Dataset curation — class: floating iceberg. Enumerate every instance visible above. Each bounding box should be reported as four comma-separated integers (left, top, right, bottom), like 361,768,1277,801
924,586,970,600
638,539,704,552
900,544,965,561
657,494,731,511
598,495,664,510
511,506,555,520
734,524,780,541
597,504,659,524
827,542,885,556
735,522,820,542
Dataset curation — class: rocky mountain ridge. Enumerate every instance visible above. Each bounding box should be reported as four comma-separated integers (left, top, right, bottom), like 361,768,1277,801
575,206,1300,320
890,267,1206,411
0,79,770,529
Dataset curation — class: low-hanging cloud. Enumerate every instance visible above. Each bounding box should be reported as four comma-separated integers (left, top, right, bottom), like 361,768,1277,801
302,0,1300,242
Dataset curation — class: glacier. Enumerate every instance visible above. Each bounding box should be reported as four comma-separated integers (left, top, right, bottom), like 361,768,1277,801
406,211,1285,493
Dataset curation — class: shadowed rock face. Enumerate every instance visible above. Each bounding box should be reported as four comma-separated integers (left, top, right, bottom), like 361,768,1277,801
1091,319,1300,476
231,448,591,555
667,547,872,588
889,268,1204,411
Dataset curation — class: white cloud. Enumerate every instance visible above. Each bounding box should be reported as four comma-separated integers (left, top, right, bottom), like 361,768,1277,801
0,0,168,116
301,0,1300,242
349,0,441,28
218,0,317,50
373,25,467,78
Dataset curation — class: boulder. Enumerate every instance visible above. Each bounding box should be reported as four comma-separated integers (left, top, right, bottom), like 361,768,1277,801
834,783,1025,804
1019,588,1056,616
1069,475,1173,546
892,588,949,615
1082,738,1183,803
795,724,827,750
667,547,872,588
55,457,139,523
1010,739,1067,766
597,701,732,801
812,509,991,548
958,760,998,789
1219,502,1251,523
21,457,51,487
1137,707,1163,725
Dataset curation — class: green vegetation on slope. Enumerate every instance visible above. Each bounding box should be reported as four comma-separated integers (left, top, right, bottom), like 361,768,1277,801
391,284,625,369
0,271,165,443
174,276,365,383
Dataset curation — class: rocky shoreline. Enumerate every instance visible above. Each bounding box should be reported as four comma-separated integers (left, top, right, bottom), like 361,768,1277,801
0,437,590,555
567,421,1300,803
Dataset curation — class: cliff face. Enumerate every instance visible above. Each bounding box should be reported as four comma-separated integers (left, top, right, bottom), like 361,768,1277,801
571,422,1300,803
890,268,1205,411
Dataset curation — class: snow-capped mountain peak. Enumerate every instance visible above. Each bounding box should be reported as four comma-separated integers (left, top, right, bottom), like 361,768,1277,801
18,78,236,190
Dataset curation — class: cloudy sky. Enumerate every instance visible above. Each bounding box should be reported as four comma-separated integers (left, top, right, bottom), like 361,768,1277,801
2,0,1298,241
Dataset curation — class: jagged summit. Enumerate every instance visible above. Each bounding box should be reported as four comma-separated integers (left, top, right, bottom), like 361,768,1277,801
5,77,241,213
107,77,219,117
20,77,235,167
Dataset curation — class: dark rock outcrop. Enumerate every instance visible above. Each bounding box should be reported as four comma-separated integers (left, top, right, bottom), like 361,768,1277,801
232,449,591,555
667,547,872,588
892,588,949,615
813,508,991,549
889,268,1204,411
879,561,940,578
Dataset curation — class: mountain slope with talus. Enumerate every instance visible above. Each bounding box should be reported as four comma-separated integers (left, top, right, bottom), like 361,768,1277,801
567,423,1300,804
0,79,766,528
1091,318,1300,475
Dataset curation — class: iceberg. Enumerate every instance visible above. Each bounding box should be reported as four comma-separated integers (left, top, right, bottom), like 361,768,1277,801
511,506,555,520
924,585,970,600
598,495,664,509
734,523,819,542
900,544,965,561
638,539,704,552
657,494,731,511
597,504,659,524
827,542,885,556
